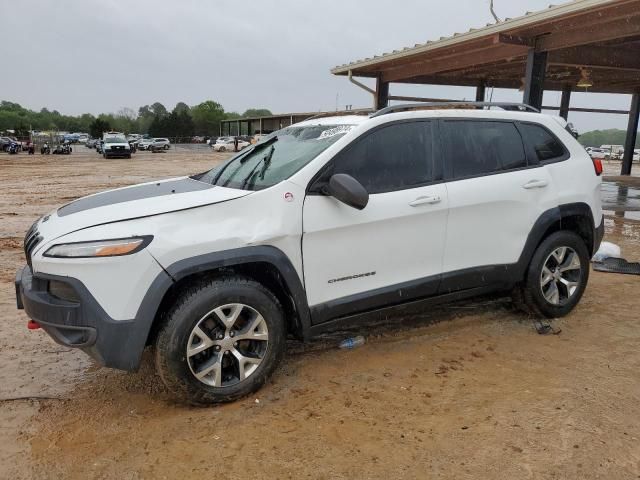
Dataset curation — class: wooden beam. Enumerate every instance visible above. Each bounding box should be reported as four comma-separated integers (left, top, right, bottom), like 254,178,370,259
536,14,640,52
381,44,528,82
494,33,534,47
622,93,640,175
559,84,571,120
476,80,487,102
548,46,640,72
542,106,630,115
523,49,547,110
375,75,389,109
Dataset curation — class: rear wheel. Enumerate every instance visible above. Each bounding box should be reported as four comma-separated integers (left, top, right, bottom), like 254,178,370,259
219,146,226,152
155,276,286,405
515,231,590,318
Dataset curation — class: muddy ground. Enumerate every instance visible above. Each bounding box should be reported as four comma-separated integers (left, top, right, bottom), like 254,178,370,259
1,149,639,479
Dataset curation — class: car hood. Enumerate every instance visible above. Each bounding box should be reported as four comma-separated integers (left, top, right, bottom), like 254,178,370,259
35,177,252,243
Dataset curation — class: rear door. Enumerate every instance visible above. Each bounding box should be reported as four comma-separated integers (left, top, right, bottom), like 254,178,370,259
302,120,449,323
439,119,558,291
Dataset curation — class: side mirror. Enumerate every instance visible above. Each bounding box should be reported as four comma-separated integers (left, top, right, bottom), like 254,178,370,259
325,173,369,210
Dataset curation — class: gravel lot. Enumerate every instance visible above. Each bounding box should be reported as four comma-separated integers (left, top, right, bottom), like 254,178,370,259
1,149,639,479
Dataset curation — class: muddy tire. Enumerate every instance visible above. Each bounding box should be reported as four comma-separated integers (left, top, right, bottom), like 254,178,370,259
515,231,590,318
155,276,286,405
219,146,226,152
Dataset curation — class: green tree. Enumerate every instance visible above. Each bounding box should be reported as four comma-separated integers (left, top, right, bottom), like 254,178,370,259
191,100,226,135
89,118,111,138
150,102,168,117
242,108,272,117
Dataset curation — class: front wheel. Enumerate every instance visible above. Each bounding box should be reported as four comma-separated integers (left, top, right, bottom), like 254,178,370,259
164,144,170,150
515,231,590,318
155,276,286,405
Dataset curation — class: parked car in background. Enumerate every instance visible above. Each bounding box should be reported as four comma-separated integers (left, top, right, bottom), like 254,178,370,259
102,133,132,159
1,136,14,151
586,147,607,159
86,139,97,148
211,136,231,146
212,137,250,152
149,138,171,150
137,138,153,150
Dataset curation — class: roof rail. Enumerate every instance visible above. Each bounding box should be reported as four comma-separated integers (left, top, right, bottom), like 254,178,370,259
304,109,373,122
370,102,539,118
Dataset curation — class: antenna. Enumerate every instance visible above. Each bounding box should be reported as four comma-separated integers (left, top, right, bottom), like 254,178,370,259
489,0,501,22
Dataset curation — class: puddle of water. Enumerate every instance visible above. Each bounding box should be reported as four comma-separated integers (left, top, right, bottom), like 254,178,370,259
601,181,640,212
603,210,640,221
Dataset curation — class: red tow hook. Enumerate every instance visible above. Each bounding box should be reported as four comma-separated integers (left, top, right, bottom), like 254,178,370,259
27,320,41,330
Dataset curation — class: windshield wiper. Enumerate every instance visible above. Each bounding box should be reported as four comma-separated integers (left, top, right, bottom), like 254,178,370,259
212,136,278,185
241,144,275,190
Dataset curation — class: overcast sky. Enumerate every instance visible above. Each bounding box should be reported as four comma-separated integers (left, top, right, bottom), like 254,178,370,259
1,0,634,131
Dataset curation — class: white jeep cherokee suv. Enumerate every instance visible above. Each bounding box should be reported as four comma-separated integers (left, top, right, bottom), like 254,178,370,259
16,103,604,404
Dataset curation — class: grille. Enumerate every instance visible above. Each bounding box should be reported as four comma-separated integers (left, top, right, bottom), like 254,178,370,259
24,221,43,268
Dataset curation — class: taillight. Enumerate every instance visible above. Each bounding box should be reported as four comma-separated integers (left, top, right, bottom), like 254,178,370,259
592,158,603,176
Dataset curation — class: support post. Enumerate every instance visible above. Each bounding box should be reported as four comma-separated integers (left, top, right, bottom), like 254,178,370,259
236,120,240,136
259,118,263,135
375,75,389,110
559,84,572,120
621,92,640,176
475,81,487,102
523,49,547,110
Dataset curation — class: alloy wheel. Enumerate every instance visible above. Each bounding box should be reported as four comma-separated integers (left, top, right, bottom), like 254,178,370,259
186,303,269,387
540,246,582,305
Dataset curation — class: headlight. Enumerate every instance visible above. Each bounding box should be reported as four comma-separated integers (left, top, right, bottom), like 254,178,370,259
44,236,152,258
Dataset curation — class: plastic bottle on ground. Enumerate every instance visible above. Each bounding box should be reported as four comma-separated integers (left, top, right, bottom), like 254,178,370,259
339,335,365,349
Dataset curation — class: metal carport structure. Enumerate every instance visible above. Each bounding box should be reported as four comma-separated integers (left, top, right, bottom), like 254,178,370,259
332,0,640,175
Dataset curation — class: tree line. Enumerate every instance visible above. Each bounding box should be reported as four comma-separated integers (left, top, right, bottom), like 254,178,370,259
0,100,272,139
578,129,640,148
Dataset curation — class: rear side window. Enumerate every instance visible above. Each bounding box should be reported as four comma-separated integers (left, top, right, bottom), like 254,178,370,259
331,121,433,194
518,123,567,162
442,120,526,179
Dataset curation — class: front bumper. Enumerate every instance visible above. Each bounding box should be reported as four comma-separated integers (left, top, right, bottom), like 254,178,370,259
15,265,148,371
103,149,131,157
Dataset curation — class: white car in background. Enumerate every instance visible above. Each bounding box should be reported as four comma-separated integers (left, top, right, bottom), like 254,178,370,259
212,137,249,152
101,133,132,159
149,138,171,150
586,147,607,159
137,138,154,150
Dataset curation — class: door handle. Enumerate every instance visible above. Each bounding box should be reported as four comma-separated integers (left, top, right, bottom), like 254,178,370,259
522,179,548,189
409,195,441,207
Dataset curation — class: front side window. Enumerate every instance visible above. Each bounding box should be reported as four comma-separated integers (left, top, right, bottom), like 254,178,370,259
328,121,433,194
518,123,567,162
442,120,526,179
196,124,356,191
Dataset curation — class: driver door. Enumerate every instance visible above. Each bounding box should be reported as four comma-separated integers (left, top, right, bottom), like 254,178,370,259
302,121,448,324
